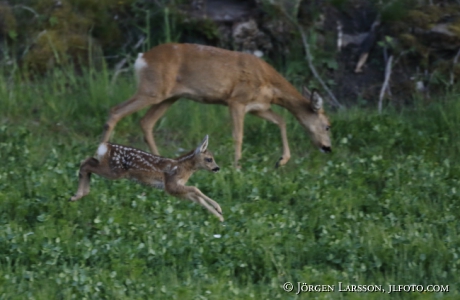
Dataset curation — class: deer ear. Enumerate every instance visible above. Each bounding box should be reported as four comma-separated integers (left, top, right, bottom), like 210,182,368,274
195,135,209,154
310,89,323,113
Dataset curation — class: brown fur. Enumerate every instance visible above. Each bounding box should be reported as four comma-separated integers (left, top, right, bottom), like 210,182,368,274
70,136,224,222
100,43,332,167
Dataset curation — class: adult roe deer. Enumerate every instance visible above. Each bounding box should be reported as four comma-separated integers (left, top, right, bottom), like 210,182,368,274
101,43,332,167
70,135,224,222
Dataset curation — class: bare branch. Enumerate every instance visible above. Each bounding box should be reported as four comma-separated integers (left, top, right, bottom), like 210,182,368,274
110,58,129,92
295,22,344,108
354,15,380,73
13,5,39,19
449,48,460,85
276,3,343,108
378,55,393,114
336,21,343,51
110,36,146,91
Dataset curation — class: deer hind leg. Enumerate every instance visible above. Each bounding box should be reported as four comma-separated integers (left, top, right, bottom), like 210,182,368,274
70,157,100,202
100,94,158,144
251,109,291,167
70,156,125,202
140,98,177,155
229,103,246,168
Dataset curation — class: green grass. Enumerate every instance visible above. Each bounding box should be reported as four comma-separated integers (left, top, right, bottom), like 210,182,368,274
0,68,459,299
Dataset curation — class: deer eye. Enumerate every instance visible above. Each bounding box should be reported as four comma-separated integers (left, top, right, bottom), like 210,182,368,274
326,126,330,131
205,157,213,163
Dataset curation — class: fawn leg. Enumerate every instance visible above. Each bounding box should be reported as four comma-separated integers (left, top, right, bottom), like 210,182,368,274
192,188,223,215
70,158,99,201
191,194,224,222
177,186,224,222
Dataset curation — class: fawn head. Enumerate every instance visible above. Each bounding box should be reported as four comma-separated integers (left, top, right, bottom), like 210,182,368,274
194,135,220,172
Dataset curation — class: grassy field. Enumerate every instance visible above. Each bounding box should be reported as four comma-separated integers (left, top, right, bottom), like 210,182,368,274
0,68,459,299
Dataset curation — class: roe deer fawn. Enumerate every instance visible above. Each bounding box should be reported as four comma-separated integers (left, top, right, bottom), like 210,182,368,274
70,135,224,222
100,43,331,168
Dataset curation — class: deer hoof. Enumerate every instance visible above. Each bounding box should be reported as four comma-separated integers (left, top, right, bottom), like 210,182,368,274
275,156,283,168
69,195,79,202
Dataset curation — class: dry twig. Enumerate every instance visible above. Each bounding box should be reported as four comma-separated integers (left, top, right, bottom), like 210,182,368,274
378,55,393,114
280,8,343,108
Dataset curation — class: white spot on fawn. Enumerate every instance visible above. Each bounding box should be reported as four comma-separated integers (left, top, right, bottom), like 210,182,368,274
97,143,108,160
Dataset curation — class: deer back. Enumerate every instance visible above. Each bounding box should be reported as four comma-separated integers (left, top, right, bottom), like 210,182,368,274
97,143,175,188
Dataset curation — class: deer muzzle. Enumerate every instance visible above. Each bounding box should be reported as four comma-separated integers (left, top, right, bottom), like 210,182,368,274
321,146,332,153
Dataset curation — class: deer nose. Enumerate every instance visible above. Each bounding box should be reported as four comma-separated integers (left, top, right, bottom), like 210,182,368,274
212,167,220,173
321,146,332,153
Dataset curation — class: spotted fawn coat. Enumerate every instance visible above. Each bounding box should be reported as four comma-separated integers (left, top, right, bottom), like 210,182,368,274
70,135,224,221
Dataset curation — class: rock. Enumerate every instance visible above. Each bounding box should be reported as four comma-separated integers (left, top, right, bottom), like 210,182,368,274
232,19,271,56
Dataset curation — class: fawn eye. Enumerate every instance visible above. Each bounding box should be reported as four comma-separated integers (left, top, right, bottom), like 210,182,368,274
205,157,213,163
326,126,330,131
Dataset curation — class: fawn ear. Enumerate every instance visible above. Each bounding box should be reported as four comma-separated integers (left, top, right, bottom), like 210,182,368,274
195,135,209,154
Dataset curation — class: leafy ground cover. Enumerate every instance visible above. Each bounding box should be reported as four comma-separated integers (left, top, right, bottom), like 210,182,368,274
0,69,459,299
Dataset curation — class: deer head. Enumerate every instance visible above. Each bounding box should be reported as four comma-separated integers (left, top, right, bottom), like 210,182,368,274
298,87,332,153
194,135,220,172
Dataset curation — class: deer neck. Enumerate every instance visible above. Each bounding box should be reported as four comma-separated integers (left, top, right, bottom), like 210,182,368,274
270,80,310,114
174,151,199,181
275,94,311,117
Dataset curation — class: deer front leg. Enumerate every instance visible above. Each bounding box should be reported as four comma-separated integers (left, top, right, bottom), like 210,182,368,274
168,185,224,222
189,192,224,222
70,157,99,201
229,103,246,168
191,187,223,215
251,109,291,167
140,98,176,155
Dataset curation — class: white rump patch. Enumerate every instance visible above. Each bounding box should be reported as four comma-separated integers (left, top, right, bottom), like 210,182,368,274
134,53,147,71
134,53,147,84
97,143,108,160
253,50,263,57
